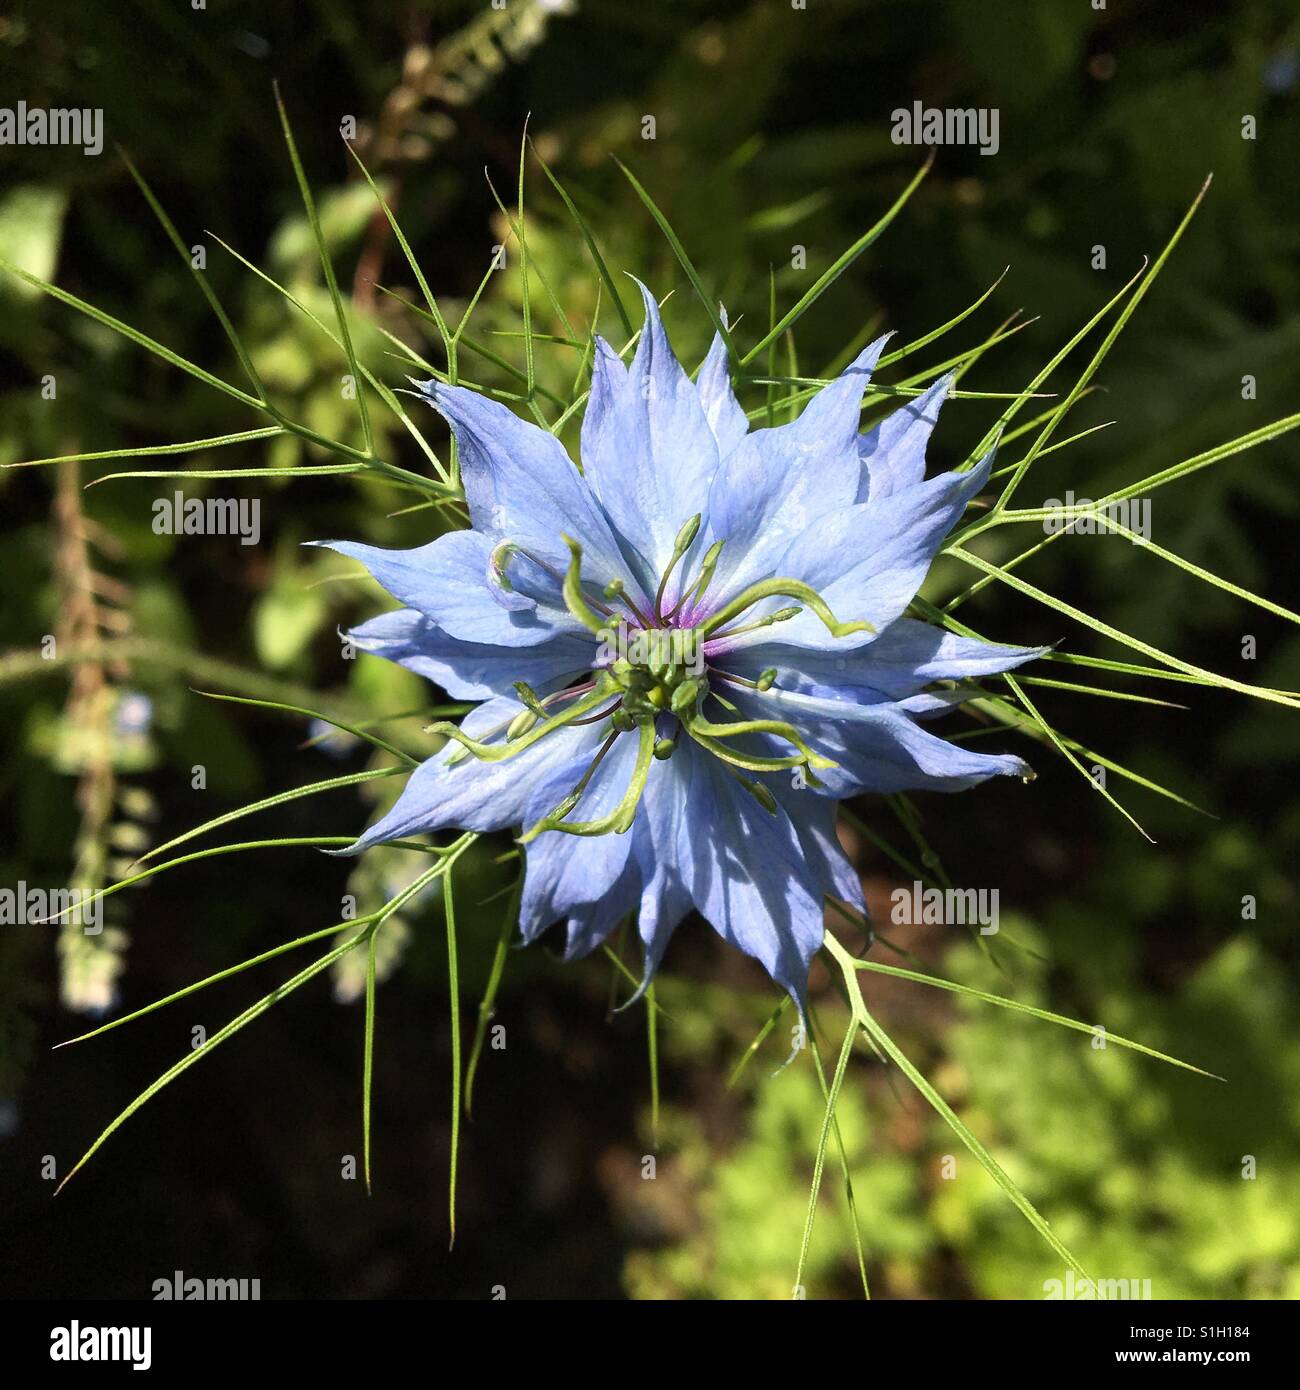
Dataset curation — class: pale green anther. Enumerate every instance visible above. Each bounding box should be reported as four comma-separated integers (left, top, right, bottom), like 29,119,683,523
655,512,703,619
506,708,538,741
653,736,677,760
692,539,725,601
756,668,778,691
560,534,608,635
604,577,626,601
705,607,801,645
700,577,874,640
512,681,548,717
736,775,778,815
611,705,635,732
674,512,702,553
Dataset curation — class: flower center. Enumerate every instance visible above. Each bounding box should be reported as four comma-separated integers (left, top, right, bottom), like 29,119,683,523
607,629,705,723
425,516,875,842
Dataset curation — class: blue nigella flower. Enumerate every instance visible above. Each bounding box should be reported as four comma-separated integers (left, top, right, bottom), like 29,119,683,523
319,286,1040,1006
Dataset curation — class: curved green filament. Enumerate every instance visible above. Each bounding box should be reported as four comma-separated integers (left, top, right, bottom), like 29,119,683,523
688,711,837,771
685,725,811,775
519,719,656,841
429,682,613,764
560,535,610,635
700,578,875,640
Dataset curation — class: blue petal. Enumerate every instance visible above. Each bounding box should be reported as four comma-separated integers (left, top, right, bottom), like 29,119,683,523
629,745,697,987
726,685,1032,797
856,374,952,503
771,783,865,917
319,530,585,649
697,335,892,610
414,379,633,591
558,871,641,962
694,328,749,460
677,745,826,1007
519,732,645,940
579,282,720,590
348,607,593,701
338,697,606,851
718,617,1043,703
719,450,992,654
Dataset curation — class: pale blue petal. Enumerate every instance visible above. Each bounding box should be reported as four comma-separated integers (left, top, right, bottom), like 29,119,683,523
717,450,992,654
414,379,632,590
578,283,720,589
770,783,865,916
348,607,593,701
338,697,605,851
694,335,892,612
519,732,645,939
695,329,749,459
559,871,641,962
319,531,585,649
678,747,826,1007
717,616,1043,703
855,374,952,503
726,685,1032,797
629,744,697,987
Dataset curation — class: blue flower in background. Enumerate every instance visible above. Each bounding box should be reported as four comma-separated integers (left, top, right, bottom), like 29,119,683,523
321,286,1040,1005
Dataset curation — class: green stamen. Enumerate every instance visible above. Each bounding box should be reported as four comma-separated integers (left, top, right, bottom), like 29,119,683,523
687,710,837,771
709,606,802,642
560,535,611,635
519,719,657,841
488,540,521,595
700,578,874,641
512,681,548,718
604,576,654,627
506,709,538,741
429,682,614,764
654,512,703,621
666,538,725,620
